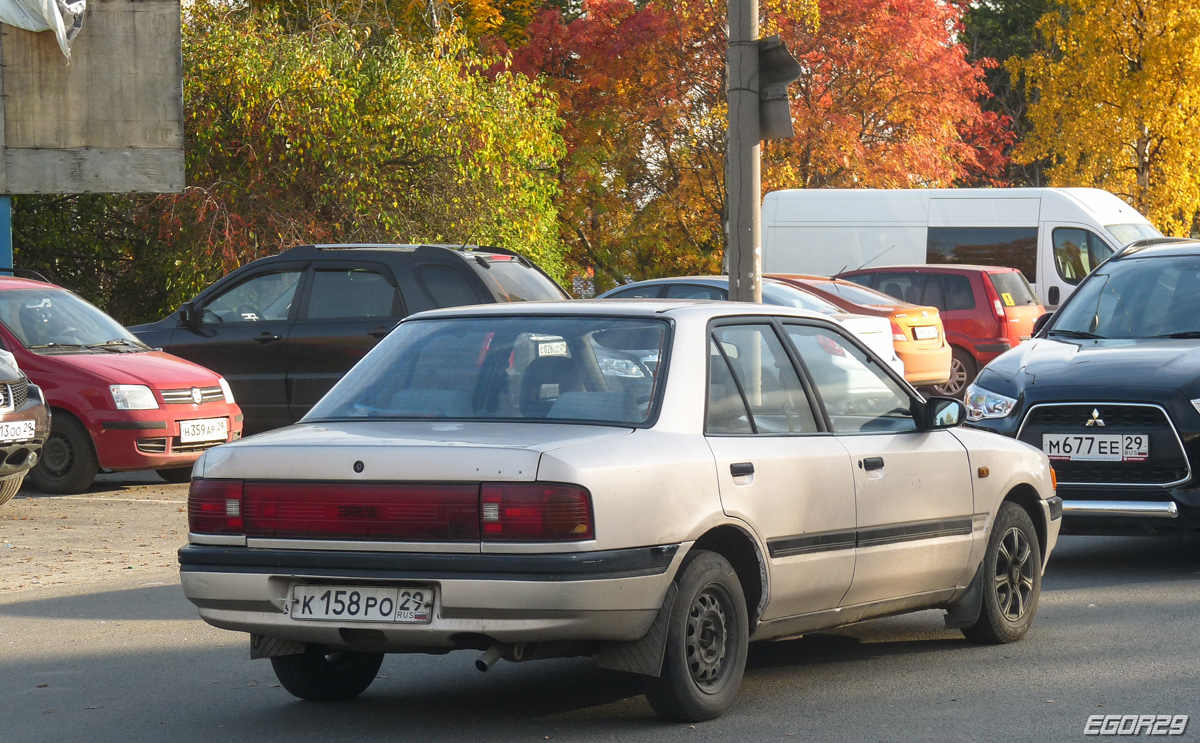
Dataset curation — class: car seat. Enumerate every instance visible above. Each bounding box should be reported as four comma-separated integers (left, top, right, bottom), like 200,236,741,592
520,356,584,418
882,282,904,301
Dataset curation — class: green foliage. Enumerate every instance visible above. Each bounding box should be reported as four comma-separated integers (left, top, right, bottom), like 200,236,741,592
14,0,566,325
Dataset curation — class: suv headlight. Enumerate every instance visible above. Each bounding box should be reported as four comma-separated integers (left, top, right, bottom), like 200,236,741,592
964,383,1017,421
110,384,159,410
217,377,235,404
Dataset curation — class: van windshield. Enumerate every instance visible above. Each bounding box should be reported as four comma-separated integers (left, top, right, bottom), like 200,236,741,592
1106,223,1162,246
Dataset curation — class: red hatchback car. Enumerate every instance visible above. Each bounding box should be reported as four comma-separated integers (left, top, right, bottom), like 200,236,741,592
0,277,243,493
837,265,1044,398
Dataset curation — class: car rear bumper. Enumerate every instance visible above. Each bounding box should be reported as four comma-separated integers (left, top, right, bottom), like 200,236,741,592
178,543,684,649
87,405,244,470
898,344,952,385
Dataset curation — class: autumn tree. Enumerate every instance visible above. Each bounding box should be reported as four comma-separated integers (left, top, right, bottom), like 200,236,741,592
511,0,1007,291
1012,0,1200,234
15,0,567,323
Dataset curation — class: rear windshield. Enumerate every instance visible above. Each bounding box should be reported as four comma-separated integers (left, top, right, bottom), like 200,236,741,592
986,271,1040,306
813,280,906,307
306,315,669,425
762,283,842,315
469,256,569,301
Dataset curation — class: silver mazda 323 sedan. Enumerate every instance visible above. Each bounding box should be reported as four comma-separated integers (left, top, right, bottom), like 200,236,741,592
180,300,1061,721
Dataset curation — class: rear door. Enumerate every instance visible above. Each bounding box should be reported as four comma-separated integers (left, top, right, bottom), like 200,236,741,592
704,320,857,619
287,261,406,420
170,262,308,432
782,322,975,606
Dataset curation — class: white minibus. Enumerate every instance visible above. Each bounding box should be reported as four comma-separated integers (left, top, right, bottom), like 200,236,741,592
761,188,1160,308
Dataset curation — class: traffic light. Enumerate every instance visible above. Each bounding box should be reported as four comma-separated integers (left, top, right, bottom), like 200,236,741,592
757,35,802,140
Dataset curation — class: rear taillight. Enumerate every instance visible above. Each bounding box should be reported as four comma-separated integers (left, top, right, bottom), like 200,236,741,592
982,275,1007,323
242,483,480,541
480,483,594,541
890,320,907,342
189,479,244,534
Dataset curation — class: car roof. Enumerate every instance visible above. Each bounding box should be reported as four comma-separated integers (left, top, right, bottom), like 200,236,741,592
405,298,829,323
600,275,805,291
283,243,521,257
838,264,1019,274
1116,238,1200,260
0,275,64,291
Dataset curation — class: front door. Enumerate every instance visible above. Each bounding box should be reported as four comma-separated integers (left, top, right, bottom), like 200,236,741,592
704,322,857,619
172,263,307,433
782,322,975,607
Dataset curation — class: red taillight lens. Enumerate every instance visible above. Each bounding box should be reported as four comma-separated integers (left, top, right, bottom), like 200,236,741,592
890,320,907,342
189,479,245,534
480,483,594,541
816,333,847,357
982,275,1008,322
242,483,481,541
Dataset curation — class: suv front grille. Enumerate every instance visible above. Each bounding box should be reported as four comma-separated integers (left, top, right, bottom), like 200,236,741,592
1018,403,1190,487
161,386,224,405
0,379,28,412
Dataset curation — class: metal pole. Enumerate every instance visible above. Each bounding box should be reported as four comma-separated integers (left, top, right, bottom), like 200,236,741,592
0,196,12,274
726,0,761,303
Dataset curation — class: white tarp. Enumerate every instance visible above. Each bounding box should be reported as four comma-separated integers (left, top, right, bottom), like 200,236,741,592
0,0,85,58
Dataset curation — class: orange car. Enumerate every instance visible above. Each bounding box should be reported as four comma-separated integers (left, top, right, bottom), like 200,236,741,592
768,274,952,387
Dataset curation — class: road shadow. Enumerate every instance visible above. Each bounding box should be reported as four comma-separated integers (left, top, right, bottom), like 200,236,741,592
0,583,194,622
1043,534,1200,590
17,469,177,499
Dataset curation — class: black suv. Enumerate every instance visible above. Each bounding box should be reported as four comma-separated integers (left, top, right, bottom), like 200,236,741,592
966,238,1200,534
131,244,568,433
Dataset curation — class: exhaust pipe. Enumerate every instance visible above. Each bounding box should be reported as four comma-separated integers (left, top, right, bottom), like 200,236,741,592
475,644,504,672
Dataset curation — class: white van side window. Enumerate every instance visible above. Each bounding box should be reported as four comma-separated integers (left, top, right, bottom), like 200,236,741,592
926,227,1039,283
1053,228,1113,285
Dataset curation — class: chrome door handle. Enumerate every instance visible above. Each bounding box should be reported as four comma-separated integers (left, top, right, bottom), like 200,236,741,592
730,462,755,477
860,457,884,471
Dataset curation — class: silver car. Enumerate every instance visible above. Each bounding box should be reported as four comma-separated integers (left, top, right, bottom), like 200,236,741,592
180,301,1061,721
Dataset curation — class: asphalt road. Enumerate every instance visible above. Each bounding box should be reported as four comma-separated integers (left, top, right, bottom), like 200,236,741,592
3,476,1199,743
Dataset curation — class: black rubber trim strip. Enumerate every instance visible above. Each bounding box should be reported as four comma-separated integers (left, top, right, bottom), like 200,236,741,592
856,517,974,547
767,516,975,558
178,543,680,582
976,343,1013,353
101,420,168,430
768,530,856,558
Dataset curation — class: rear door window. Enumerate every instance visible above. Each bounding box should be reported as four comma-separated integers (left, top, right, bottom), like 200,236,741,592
417,263,486,309
606,285,664,298
871,273,932,307
665,284,726,300
707,324,818,435
942,274,977,311
306,268,402,319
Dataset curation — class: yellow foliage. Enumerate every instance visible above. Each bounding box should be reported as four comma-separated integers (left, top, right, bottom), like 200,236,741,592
1012,0,1200,234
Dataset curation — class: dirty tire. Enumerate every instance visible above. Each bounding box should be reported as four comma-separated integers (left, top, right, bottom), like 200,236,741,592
30,413,98,494
271,647,384,701
643,550,749,722
0,471,24,505
962,502,1042,644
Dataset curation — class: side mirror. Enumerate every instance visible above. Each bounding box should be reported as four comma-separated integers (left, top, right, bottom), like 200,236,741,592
925,396,966,429
1032,312,1053,336
178,302,202,327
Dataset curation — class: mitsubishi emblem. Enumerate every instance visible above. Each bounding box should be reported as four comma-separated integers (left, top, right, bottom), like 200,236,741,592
191,387,203,405
1085,409,1105,427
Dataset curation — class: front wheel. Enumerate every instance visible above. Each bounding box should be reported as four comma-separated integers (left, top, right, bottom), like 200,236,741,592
961,502,1042,644
643,550,749,722
271,647,384,701
0,471,24,505
30,414,99,494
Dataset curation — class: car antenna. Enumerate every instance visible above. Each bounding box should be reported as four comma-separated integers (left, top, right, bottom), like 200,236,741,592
854,244,896,271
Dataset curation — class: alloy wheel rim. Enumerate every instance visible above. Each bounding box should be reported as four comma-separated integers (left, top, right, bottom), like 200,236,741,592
41,432,74,477
686,586,730,688
995,526,1034,621
934,357,969,396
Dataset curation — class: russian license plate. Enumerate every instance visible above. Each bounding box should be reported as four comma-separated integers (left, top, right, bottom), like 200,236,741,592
0,420,35,443
290,585,433,623
1042,433,1149,462
179,417,228,443
538,341,568,356
913,325,939,340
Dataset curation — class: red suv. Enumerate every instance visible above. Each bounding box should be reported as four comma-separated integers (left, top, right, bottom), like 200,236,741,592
837,265,1044,398
0,276,243,493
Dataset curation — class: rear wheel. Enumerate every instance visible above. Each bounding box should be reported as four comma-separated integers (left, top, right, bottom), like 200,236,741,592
31,414,98,494
0,472,24,505
643,550,749,722
271,647,384,701
931,347,977,399
962,502,1042,644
